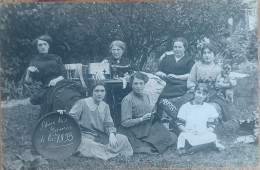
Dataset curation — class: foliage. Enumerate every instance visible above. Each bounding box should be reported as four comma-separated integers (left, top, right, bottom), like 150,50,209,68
0,1,253,99
2,149,48,170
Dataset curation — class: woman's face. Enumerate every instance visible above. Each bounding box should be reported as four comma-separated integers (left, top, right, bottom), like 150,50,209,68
202,48,215,64
173,41,185,57
194,88,208,104
37,39,49,54
132,78,145,94
92,85,106,103
111,45,124,59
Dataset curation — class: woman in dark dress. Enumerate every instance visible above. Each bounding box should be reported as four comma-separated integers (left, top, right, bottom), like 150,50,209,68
25,35,86,118
102,40,138,78
155,37,195,124
120,72,177,154
101,40,138,127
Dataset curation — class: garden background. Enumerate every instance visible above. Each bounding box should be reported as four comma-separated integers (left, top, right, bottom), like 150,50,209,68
0,0,259,169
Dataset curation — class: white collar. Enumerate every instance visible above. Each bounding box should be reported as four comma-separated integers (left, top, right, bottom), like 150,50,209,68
84,97,106,113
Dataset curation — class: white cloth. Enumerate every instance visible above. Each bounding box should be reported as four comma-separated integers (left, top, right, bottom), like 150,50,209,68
177,102,219,149
142,72,166,107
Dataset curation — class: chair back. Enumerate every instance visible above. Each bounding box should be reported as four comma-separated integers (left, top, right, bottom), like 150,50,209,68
64,63,87,87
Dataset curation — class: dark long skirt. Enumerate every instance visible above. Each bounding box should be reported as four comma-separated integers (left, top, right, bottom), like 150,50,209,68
119,119,177,154
30,79,87,118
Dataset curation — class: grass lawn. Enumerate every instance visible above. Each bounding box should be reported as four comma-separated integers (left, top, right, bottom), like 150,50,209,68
1,69,259,169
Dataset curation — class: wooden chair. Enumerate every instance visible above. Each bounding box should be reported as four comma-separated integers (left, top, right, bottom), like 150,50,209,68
64,63,87,87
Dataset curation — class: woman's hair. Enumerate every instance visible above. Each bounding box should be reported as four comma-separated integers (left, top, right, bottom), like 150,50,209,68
195,83,210,94
201,43,218,56
88,80,106,96
109,40,126,51
172,37,188,49
33,35,53,47
129,72,149,85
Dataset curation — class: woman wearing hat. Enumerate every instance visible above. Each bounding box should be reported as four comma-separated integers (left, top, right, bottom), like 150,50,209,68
25,35,86,118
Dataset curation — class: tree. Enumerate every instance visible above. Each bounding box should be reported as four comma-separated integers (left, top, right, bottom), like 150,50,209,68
0,0,249,99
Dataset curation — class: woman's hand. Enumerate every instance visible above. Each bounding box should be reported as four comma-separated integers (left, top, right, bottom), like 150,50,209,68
27,66,39,73
215,82,230,89
167,74,177,79
155,71,167,78
109,133,118,148
48,76,64,86
140,113,153,122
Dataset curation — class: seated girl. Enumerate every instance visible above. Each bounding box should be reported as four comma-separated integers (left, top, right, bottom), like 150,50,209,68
69,81,133,160
120,72,177,154
176,83,224,155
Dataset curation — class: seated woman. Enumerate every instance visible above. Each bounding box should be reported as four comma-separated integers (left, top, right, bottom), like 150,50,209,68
155,37,195,130
102,40,138,127
120,72,177,154
69,81,133,160
25,35,86,118
177,83,223,155
102,40,138,78
187,43,231,121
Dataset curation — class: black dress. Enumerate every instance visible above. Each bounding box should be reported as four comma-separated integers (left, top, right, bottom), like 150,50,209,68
29,53,86,118
158,54,194,98
157,54,195,135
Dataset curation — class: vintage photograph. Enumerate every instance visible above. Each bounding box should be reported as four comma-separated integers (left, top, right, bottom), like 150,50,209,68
0,0,258,169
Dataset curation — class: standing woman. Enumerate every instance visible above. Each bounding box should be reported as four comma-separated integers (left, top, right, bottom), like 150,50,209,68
69,81,133,160
25,35,86,118
187,43,231,121
120,72,177,154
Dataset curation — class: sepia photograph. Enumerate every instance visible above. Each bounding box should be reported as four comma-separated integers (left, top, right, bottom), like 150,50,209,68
0,0,258,169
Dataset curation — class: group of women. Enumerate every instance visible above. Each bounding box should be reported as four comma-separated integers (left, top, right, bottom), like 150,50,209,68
25,35,231,160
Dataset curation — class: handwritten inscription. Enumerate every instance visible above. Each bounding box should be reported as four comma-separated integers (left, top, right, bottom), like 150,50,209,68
39,116,74,146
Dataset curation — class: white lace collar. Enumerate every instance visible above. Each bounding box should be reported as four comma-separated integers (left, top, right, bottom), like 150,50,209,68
84,97,106,113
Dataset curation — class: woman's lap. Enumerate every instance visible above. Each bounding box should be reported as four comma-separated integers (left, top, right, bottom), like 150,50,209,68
78,133,133,160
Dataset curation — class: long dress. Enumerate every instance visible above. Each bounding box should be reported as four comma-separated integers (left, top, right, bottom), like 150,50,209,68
187,62,231,121
28,53,86,117
176,101,219,149
158,54,195,98
156,54,195,128
120,92,177,154
69,98,133,160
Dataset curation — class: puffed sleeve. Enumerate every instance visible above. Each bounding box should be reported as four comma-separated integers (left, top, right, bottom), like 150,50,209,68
176,103,188,127
103,104,116,134
69,99,85,121
216,73,222,83
187,62,198,89
121,97,143,127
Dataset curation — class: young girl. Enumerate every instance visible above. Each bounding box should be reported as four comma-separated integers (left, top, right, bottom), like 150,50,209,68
176,83,224,155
